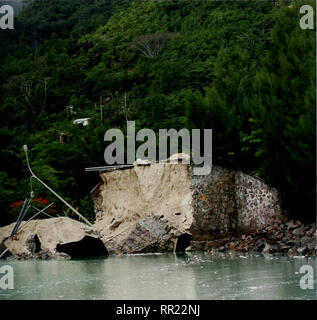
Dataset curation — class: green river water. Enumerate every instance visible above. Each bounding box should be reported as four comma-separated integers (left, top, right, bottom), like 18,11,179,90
0,252,316,300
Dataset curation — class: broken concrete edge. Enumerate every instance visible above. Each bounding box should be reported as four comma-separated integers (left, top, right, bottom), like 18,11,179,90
1,216,315,259
86,154,190,173
0,217,108,260
0,216,191,261
101,214,193,255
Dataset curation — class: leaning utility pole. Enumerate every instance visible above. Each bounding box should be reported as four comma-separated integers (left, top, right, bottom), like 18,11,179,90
23,145,93,227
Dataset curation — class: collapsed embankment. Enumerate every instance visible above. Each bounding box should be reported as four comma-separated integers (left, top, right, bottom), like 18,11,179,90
0,217,108,260
93,162,193,254
1,159,316,259
91,160,316,255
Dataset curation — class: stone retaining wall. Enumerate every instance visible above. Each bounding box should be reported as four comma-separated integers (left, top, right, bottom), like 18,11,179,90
190,167,237,240
190,166,283,239
235,172,282,233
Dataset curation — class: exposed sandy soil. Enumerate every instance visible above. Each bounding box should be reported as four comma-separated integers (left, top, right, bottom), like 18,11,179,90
94,163,193,243
0,217,98,255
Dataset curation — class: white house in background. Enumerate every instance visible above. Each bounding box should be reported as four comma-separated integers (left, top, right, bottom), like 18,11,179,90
73,118,90,126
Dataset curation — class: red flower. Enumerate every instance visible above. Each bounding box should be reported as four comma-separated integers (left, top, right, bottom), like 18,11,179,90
33,198,49,205
11,198,50,214
11,200,24,208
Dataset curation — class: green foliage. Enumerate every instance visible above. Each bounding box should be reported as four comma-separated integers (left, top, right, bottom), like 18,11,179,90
249,1,316,220
0,0,315,225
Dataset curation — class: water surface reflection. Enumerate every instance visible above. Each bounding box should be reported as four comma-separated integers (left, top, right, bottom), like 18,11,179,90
0,252,316,300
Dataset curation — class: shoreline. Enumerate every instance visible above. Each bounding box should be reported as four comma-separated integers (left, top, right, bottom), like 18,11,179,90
188,220,316,257
1,217,316,261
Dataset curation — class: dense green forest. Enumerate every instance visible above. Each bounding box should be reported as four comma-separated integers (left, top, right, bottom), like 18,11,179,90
0,0,315,226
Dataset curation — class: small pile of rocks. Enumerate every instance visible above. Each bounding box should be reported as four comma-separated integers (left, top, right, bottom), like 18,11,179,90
188,220,316,256
5,250,71,261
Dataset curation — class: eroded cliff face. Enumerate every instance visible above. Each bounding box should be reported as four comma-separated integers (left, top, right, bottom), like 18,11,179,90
93,163,193,253
92,163,284,254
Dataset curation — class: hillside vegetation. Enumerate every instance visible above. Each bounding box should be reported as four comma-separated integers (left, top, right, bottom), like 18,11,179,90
0,0,315,226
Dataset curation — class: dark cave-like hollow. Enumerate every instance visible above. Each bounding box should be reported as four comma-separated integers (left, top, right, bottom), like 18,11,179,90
33,234,42,253
56,236,108,258
175,233,193,252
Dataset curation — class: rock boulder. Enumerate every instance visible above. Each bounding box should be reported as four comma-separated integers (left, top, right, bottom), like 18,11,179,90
0,217,107,259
